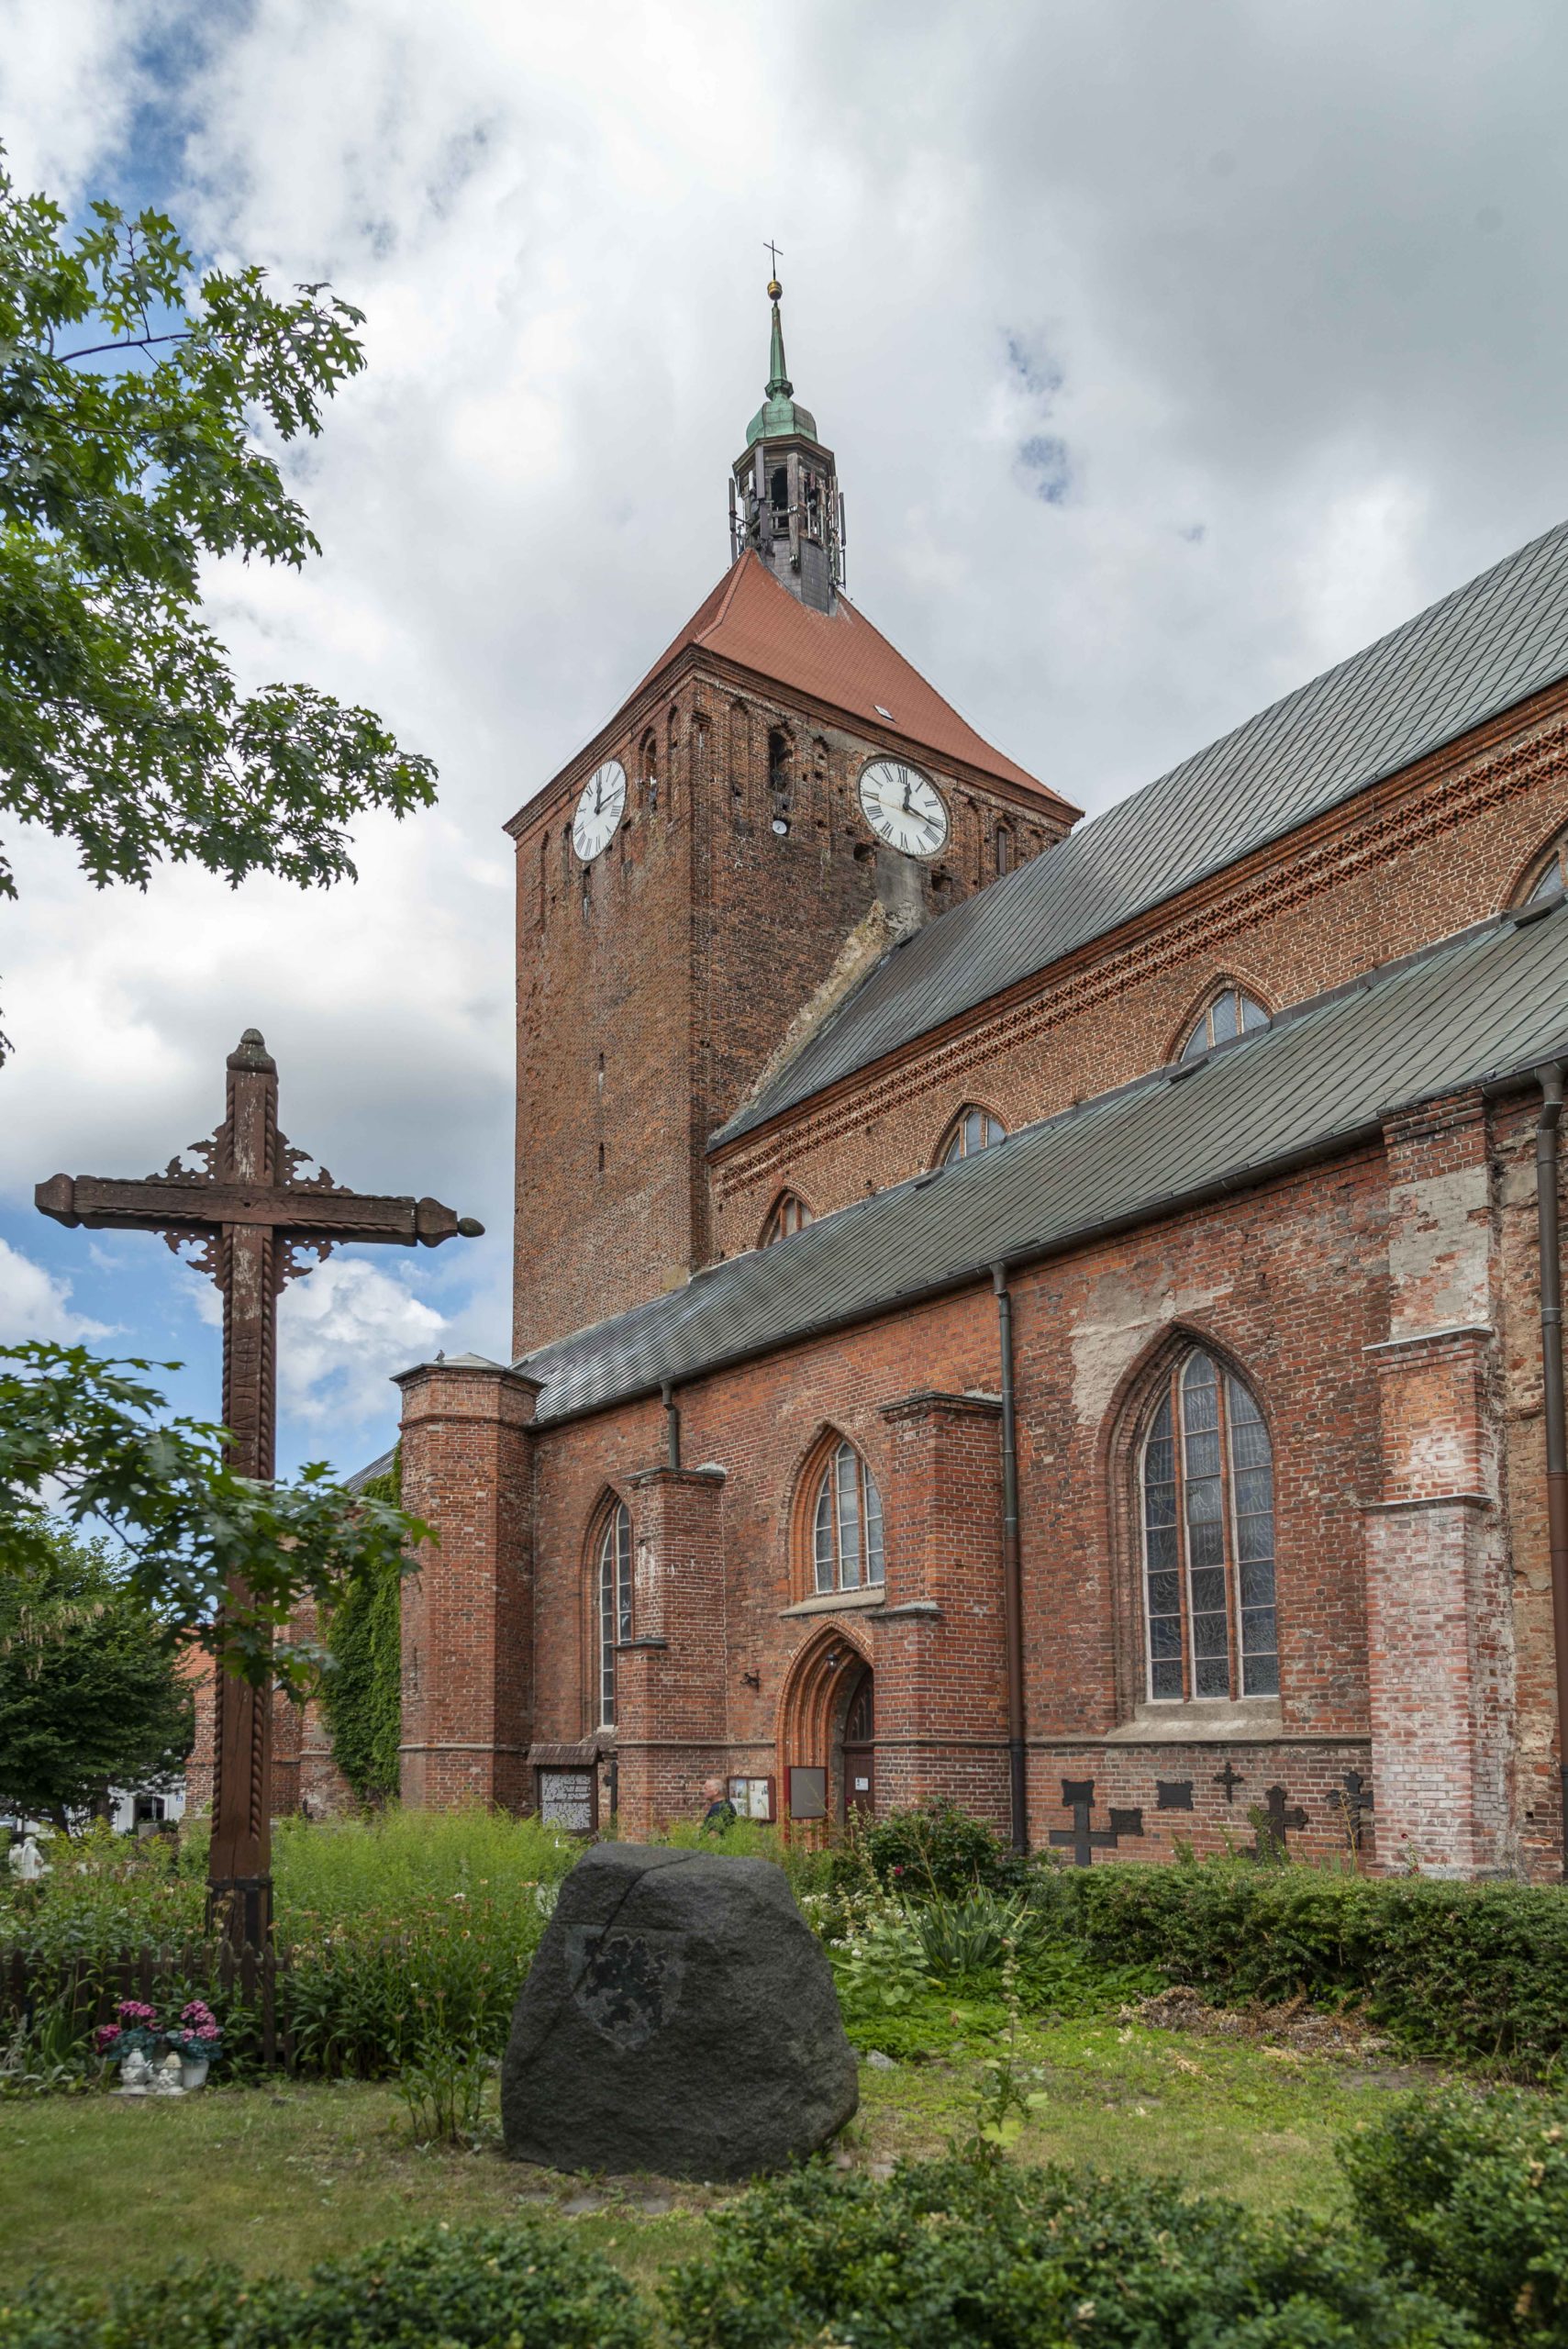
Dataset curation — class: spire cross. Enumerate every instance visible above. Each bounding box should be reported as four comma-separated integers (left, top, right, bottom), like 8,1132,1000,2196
35,1029,483,1946
764,238,783,280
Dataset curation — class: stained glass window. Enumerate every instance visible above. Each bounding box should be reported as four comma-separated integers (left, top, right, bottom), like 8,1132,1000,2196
938,1106,1006,1165
1140,1353,1278,1702
762,1191,812,1245
596,1500,632,1726
1179,987,1270,1061
812,1441,885,1593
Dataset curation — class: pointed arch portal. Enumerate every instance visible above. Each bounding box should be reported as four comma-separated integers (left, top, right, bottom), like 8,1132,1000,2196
779,1626,873,1827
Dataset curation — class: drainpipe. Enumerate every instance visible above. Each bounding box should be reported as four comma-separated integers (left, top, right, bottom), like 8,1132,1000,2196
1536,1064,1568,1878
993,1264,1029,1853
662,1379,682,1472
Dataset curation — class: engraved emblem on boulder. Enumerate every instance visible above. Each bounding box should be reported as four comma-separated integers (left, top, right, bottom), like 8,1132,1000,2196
567,1926,685,2051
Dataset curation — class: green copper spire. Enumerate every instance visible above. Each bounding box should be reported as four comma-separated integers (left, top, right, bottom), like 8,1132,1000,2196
745,277,818,449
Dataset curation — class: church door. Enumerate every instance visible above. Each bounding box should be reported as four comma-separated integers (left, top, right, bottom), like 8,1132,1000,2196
841,1669,875,1820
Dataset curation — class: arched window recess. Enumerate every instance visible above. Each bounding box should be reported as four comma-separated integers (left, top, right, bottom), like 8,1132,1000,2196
808,1437,885,1596
936,1105,1006,1166
1518,831,1568,907
760,1190,812,1247
593,1497,632,1729
1177,985,1270,1063
1140,1349,1277,1704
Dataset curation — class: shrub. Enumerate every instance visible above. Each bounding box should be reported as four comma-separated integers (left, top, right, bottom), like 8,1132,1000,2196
317,1452,403,1805
1063,1861,1568,2074
0,2224,653,2349
660,2154,1476,2348
840,1798,1007,1898
1340,2088,1568,2343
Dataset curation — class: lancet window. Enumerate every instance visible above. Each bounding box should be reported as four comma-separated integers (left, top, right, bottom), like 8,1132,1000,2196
1140,1352,1278,1702
761,1191,812,1245
1525,835,1568,903
1178,986,1270,1061
811,1441,885,1595
938,1106,1006,1165
595,1499,632,1727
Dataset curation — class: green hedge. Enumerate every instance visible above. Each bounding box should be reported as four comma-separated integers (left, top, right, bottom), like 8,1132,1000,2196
663,2154,1473,2348
0,2222,651,2349
1340,2087,1568,2343
15,2097,1568,2346
1062,1862,1568,2074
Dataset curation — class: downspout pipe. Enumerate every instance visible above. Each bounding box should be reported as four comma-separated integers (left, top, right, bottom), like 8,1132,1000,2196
1535,1064,1568,1878
662,1379,682,1472
993,1263,1029,1853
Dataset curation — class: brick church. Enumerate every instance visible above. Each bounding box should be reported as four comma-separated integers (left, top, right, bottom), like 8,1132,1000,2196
305,279,1568,1879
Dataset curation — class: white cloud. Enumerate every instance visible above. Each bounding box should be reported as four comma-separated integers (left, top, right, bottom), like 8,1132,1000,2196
277,1254,447,1430
7,0,1568,1464
0,1238,111,1346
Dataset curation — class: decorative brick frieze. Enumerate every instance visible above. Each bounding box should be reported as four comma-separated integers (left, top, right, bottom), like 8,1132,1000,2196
711,703,1568,1224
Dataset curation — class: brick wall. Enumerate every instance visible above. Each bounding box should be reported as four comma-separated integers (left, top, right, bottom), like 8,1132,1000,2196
511,662,1067,1353
712,691,1568,1242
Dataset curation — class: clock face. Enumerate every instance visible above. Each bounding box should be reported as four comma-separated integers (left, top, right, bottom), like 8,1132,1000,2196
858,759,949,858
572,760,627,862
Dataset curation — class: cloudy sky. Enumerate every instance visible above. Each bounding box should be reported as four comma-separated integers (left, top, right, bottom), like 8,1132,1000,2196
4,0,1566,1475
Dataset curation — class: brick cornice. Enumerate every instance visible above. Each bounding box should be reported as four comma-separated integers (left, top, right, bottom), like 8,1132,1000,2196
712,690,1568,1198
880,1386,1004,1425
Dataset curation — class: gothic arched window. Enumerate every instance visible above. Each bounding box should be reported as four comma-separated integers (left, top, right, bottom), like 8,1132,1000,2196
995,822,1015,877
938,1106,1006,1166
595,1500,632,1728
1141,1351,1277,1702
1524,834,1568,904
1178,986,1270,1062
811,1440,885,1594
761,1190,812,1246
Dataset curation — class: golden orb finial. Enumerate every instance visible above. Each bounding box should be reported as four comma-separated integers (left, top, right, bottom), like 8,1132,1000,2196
767,276,783,302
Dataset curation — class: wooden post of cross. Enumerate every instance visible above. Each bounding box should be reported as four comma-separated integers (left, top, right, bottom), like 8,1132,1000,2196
36,1029,483,1946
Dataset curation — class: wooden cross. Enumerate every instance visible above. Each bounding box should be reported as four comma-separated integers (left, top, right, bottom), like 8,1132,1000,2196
1253,1784,1308,1861
1047,1778,1143,1867
36,1029,482,1945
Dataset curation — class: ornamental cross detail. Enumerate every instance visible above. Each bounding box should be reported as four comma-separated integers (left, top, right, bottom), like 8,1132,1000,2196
1048,1778,1144,1867
36,1030,482,1946
1331,1768,1374,1853
1253,1784,1308,1861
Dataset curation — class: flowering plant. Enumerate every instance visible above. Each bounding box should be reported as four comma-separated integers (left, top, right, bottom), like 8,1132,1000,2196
164,1999,223,2061
92,1998,161,2059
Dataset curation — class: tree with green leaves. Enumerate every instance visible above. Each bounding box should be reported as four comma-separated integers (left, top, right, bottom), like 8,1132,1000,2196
0,1524,194,1831
0,1342,425,1691
0,151,436,1053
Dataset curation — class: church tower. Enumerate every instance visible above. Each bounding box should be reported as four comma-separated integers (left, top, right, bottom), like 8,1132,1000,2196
506,282,1079,1358
728,275,844,615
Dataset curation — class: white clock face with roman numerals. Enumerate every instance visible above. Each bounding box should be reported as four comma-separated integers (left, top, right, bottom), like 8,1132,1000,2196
858,759,949,858
573,759,627,862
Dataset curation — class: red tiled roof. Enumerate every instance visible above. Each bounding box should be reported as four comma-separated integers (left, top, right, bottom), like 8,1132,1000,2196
624,553,1076,813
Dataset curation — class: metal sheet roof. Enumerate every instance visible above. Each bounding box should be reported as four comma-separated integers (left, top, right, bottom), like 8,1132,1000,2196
517,900,1568,1423
720,518,1568,1142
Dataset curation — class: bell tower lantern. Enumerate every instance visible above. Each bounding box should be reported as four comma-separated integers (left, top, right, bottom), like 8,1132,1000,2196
728,276,844,615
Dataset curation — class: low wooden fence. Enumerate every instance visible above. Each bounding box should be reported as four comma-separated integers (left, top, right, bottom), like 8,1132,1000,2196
1,1942,295,2068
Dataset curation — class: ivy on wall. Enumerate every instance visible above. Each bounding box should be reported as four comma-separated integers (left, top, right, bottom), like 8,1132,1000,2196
319,1453,403,1804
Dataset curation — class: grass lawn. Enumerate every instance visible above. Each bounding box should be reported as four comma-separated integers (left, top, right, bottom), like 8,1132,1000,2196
0,2019,1427,2294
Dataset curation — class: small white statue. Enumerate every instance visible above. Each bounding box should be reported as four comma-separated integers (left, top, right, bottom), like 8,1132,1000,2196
119,2049,153,2090
7,1833,46,1882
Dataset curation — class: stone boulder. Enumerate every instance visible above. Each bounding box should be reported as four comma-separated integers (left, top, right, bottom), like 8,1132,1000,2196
501,1843,857,2181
